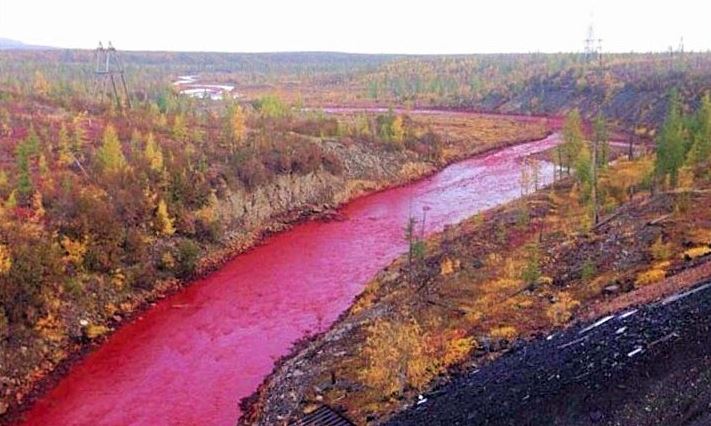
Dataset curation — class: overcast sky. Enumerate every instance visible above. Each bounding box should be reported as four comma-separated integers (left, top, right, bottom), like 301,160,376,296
1,0,709,54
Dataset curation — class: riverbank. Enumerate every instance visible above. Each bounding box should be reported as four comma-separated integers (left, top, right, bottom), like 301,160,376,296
241,154,711,424
3,113,549,424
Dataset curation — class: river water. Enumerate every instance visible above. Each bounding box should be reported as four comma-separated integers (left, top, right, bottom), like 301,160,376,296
21,130,561,425
173,75,237,100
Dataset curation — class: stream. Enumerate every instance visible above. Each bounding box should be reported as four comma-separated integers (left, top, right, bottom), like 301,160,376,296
22,129,561,425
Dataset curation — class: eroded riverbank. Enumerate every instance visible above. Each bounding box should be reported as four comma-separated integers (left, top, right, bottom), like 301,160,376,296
13,123,557,426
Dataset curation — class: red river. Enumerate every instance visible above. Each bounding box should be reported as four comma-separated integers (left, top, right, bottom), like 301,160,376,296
21,129,561,425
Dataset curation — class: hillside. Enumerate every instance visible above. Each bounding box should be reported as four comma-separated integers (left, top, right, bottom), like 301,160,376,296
351,54,711,131
0,38,53,50
241,98,711,424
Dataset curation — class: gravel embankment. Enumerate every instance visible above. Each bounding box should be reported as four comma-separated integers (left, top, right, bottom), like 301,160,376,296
389,280,711,426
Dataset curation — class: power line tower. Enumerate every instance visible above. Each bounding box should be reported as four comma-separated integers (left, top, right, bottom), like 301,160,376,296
584,19,603,67
94,42,131,109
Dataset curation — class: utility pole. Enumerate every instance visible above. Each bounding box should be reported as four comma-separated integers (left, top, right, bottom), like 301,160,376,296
94,41,131,110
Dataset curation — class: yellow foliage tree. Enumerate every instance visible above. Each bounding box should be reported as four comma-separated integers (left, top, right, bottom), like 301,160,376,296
0,244,11,275
72,115,87,155
97,124,127,174
360,318,430,396
196,191,219,223
155,199,175,236
172,114,188,142
5,190,17,209
144,133,164,171
392,115,405,143
33,70,49,96
232,105,246,142
57,124,73,166
31,191,46,221
223,105,247,152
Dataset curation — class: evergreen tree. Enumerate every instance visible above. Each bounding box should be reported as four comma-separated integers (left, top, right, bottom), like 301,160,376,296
655,91,687,188
593,113,609,168
71,115,86,157
562,109,584,174
57,123,73,166
687,94,711,177
15,128,39,202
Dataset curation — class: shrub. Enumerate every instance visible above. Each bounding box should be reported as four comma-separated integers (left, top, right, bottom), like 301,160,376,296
635,267,667,286
515,207,530,228
0,309,8,340
175,239,201,278
0,237,62,324
650,235,672,261
581,259,597,282
0,244,11,275
674,191,692,213
489,326,518,341
253,95,290,119
682,246,711,260
439,333,476,366
85,324,109,339
195,217,223,243
322,152,344,175
688,228,711,246
159,251,176,271
546,292,580,326
360,318,429,396
520,243,541,285
237,156,269,188
127,263,158,291
291,143,322,175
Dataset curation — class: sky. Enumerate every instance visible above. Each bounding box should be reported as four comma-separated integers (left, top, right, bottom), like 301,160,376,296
1,0,710,54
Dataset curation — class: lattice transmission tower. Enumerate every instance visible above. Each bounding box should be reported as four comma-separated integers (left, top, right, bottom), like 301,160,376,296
94,42,131,109
584,19,603,67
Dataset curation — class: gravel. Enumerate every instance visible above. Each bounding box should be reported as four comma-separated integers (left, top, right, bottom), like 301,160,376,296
388,280,711,426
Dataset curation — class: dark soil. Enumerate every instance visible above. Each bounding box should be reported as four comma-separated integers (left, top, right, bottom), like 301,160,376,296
388,280,711,426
